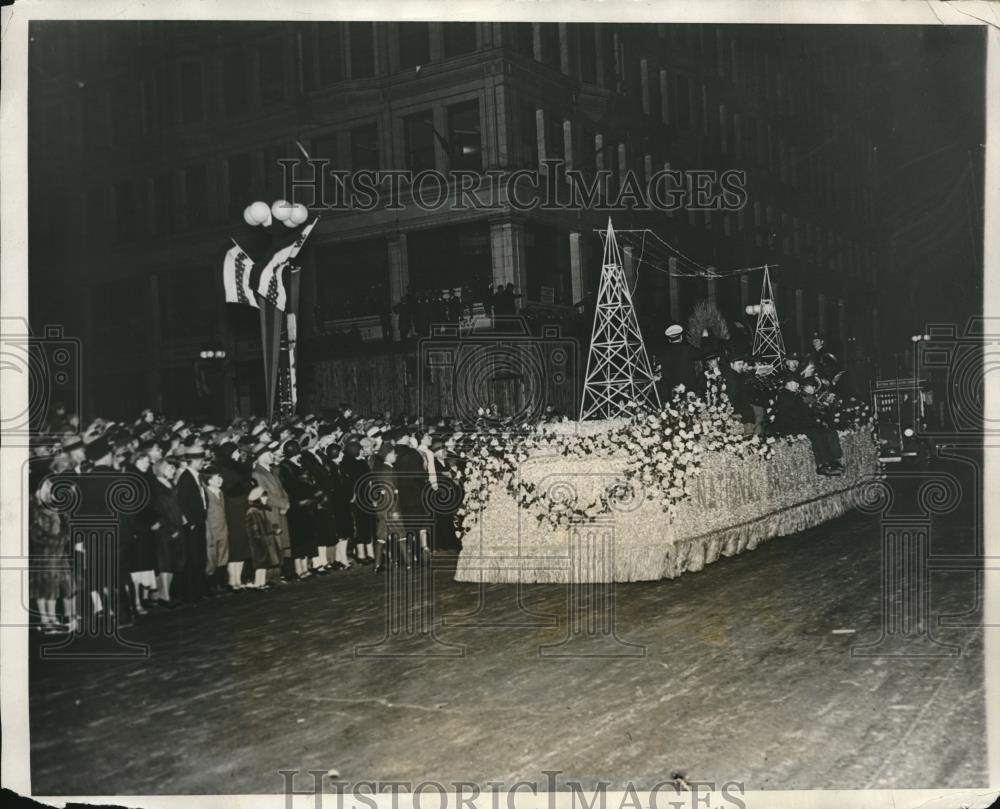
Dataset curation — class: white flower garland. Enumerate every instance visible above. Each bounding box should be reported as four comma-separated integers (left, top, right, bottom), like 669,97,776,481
452,384,879,536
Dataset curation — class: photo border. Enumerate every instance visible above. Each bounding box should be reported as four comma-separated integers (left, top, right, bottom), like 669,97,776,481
1,1,997,807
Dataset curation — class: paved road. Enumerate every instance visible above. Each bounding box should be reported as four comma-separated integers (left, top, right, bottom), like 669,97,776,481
29,457,986,793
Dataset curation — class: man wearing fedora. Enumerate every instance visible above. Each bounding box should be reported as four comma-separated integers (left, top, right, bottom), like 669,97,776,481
175,445,209,602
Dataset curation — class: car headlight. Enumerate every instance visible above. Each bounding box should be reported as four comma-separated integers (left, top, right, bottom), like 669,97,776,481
903,428,915,438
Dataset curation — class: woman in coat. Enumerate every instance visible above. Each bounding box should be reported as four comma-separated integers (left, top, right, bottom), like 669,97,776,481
370,442,399,572
414,431,438,560
121,453,159,614
150,457,185,606
325,443,355,569
245,486,282,588
430,441,462,552
341,440,374,563
279,440,320,580
214,442,252,588
29,463,75,633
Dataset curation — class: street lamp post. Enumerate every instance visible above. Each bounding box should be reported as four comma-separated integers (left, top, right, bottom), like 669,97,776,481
243,199,310,422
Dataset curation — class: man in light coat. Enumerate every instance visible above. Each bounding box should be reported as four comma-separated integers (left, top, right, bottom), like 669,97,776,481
251,442,291,564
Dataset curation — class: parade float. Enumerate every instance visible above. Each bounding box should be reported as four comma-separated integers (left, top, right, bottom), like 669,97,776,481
453,221,880,584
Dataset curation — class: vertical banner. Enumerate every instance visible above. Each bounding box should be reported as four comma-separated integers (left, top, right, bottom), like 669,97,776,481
258,294,284,422
287,267,301,411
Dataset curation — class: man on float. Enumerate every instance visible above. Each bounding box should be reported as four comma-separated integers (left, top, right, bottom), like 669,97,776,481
655,323,698,402
724,355,756,435
808,332,841,383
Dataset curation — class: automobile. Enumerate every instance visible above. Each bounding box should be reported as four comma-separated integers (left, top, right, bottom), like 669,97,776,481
871,376,936,466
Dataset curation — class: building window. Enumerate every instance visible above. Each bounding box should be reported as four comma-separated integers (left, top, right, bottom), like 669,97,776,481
578,25,597,83
156,64,176,129
745,115,756,165
114,179,142,242
318,25,344,84
447,100,482,171
443,22,477,58
408,222,491,294
398,22,430,69
703,24,717,68
349,22,376,78
160,267,216,342
259,38,287,106
520,104,538,168
645,61,660,121
227,153,254,216
701,83,710,136
111,84,141,147
525,223,571,305
152,172,174,235
315,238,390,321
674,74,691,130
184,164,211,226
545,113,565,162
311,132,340,166
404,110,436,172
659,69,670,125
223,49,249,116
608,141,623,192
511,23,534,57
179,61,204,124
38,101,64,161
580,129,597,175
539,23,560,68
262,143,293,191
92,279,146,351
626,51,643,113
350,123,379,170
600,26,616,87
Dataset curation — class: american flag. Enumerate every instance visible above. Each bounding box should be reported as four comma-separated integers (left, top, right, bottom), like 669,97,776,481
255,218,318,311
222,242,258,308
262,261,289,310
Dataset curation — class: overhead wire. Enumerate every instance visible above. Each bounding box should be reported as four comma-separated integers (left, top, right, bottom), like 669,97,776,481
595,227,779,281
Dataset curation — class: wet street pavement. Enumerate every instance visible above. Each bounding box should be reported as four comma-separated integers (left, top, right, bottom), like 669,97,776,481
28,454,986,794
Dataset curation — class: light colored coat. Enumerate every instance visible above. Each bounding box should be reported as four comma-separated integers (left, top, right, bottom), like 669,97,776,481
204,487,229,572
253,464,291,554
